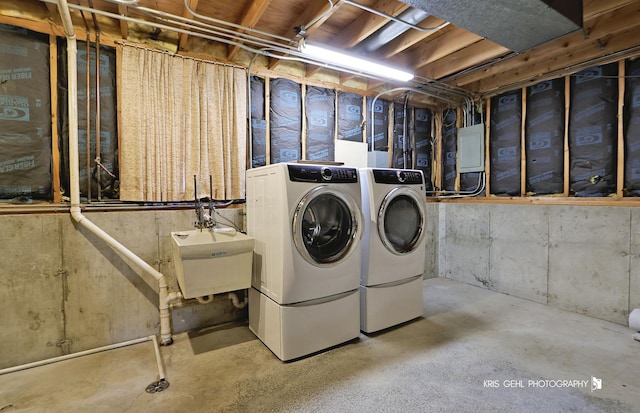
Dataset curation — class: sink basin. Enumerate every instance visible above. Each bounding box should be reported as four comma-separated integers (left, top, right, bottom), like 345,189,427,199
170,228,255,299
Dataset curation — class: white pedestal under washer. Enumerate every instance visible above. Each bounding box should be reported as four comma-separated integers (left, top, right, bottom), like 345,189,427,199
246,163,363,360
359,168,427,333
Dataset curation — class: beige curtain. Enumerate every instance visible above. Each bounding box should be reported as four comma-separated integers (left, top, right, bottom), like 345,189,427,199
118,45,247,201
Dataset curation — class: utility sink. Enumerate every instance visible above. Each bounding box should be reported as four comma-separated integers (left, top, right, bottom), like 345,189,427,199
170,228,255,299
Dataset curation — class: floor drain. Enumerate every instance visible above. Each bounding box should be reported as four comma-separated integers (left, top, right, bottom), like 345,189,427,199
146,379,170,393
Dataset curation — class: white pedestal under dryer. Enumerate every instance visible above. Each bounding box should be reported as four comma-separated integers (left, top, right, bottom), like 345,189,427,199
246,163,363,361
359,168,427,333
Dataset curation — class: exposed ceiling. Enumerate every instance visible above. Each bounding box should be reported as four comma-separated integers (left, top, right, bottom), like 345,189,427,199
2,0,640,107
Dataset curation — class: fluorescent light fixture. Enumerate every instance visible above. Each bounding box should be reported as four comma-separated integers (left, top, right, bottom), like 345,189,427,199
300,42,414,82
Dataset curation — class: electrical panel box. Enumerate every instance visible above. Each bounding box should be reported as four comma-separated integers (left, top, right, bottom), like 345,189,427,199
457,124,485,173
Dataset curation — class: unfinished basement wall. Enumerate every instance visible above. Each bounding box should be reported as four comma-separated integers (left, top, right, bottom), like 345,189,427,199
433,202,640,326
0,208,247,369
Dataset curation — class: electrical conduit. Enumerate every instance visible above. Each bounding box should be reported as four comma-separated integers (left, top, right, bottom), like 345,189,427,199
56,0,180,345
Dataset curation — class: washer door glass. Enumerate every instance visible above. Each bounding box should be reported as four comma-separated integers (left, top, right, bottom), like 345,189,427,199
293,187,359,265
378,187,425,255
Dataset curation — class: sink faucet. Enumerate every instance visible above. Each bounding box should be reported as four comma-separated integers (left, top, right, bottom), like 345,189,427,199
194,175,215,230
194,199,215,230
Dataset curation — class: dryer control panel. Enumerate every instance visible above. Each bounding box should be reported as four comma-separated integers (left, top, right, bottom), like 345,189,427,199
288,164,358,183
372,169,423,185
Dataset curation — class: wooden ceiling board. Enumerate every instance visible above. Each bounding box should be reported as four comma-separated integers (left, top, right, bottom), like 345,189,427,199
468,22,640,94
288,0,337,37
418,40,511,81
194,0,249,23
329,0,410,49
583,0,636,19
302,1,355,45
373,15,448,58
1,0,640,99
252,0,310,39
402,26,483,70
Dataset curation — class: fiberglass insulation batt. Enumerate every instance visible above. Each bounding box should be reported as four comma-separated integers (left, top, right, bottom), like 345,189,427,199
569,63,618,197
525,78,564,195
490,90,522,196
270,78,302,164
0,25,51,200
624,59,640,196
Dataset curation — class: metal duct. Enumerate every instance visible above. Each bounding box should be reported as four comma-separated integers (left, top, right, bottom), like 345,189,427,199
352,8,430,54
397,0,582,53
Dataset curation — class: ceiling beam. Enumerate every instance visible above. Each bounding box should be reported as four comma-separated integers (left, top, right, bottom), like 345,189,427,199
293,0,342,36
178,0,200,51
418,40,510,81
375,15,447,59
331,0,410,49
233,0,336,71
227,0,272,60
44,2,57,18
117,4,128,39
399,26,481,70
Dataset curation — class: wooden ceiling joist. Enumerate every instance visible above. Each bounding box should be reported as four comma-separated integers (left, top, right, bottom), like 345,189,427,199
375,15,448,59
404,27,482,71
331,0,409,49
293,0,342,36
227,0,272,60
472,24,640,95
117,4,128,39
178,0,199,51
1,0,639,104
448,1,640,91
418,40,510,81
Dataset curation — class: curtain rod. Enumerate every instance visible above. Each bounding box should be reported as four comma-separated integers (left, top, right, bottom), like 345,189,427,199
115,40,247,71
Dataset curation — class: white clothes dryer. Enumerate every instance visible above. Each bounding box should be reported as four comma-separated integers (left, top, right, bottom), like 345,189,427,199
246,162,363,361
359,168,427,333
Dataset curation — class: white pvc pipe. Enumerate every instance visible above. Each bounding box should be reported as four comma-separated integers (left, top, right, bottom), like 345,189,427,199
228,292,248,309
56,0,181,345
150,334,167,380
195,295,214,304
0,336,157,376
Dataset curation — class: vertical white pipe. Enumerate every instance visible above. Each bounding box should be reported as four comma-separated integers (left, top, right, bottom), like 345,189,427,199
56,0,79,211
55,0,180,345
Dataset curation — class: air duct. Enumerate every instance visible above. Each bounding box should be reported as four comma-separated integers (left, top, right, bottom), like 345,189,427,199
398,0,582,53
353,8,430,54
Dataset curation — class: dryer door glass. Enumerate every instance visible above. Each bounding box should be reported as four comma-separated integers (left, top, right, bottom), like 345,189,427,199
293,187,359,265
378,188,425,255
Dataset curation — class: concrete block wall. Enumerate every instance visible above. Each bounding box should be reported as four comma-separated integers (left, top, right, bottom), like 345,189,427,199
0,208,247,369
429,202,638,326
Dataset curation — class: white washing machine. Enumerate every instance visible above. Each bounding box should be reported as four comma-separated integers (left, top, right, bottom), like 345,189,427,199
359,168,427,333
246,162,363,361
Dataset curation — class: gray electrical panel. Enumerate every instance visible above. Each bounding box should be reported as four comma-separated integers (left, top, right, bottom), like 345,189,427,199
458,124,485,173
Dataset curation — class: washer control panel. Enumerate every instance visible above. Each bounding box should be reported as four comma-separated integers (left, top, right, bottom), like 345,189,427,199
372,169,423,185
288,164,358,183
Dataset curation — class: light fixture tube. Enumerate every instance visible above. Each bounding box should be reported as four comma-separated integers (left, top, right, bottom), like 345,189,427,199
300,43,414,82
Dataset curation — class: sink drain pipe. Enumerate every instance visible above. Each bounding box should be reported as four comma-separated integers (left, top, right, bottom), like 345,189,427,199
229,292,248,308
56,0,180,345
195,292,248,308
0,335,164,378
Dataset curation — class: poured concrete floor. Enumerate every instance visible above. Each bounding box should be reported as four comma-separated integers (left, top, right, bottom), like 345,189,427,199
1,278,639,413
